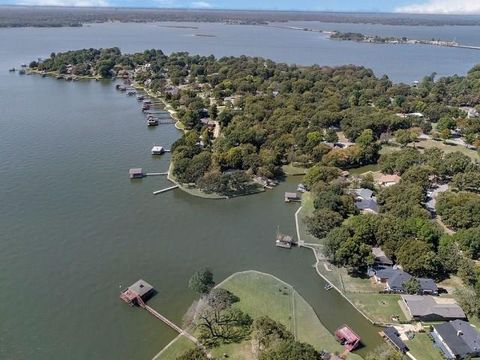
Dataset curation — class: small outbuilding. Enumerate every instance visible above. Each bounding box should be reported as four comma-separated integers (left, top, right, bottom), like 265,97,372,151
382,327,409,353
335,325,361,351
129,168,144,179
120,279,154,305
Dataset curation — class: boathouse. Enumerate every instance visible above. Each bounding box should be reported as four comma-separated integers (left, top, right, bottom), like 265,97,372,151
151,145,165,155
120,279,154,305
129,168,144,179
335,325,361,351
284,192,301,202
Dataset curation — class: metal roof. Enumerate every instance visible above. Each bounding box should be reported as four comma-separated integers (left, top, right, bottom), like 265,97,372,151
128,279,153,297
384,327,409,353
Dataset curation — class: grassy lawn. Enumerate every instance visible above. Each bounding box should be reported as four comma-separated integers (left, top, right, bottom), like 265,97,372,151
297,192,323,245
282,163,309,176
406,333,444,360
415,138,479,160
153,335,195,360
348,294,407,324
155,271,362,360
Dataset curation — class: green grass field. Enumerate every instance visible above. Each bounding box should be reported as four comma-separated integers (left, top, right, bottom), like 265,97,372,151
406,333,444,360
154,271,363,360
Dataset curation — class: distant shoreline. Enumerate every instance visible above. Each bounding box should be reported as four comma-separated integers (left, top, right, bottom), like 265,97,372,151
4,6,480,28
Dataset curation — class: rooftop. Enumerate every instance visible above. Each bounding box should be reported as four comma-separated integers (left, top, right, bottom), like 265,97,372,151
433,320,480,358
402,295,466,320
128,279,154,297
384,327,409,353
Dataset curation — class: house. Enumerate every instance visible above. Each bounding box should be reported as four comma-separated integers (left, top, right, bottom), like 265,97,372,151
431,320,480,359
129,168,144,179
378,174,401,187
370,266,438,295
354,188,379,213
382,327,409,353
401,295,466,321
284,192,301,203
372,247,393,266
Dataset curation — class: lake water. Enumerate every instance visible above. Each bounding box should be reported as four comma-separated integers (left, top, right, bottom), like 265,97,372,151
0,20,478,360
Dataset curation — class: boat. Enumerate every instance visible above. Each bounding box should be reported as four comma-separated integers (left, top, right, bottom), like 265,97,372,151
142,103,151,111
147,118,159,126
20,64,27,68
297,183,307,193
275,227,295,249
18,69,26,75
8,68,15,72
324,283,333,290
127,90,136,96
136,95,145,101
151,145,165,155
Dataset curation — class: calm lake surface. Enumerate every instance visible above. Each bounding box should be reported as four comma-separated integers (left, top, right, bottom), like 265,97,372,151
0,20,478,360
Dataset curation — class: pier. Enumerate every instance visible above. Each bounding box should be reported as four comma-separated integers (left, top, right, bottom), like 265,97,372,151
120,280,200,345
145,172,168,176
153,185,179,195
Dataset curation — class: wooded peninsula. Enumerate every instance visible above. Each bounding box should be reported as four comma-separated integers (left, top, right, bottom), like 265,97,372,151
29,50,480,343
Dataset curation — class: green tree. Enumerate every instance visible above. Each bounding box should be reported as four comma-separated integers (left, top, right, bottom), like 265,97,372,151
305,209,343,239
303,166,340,188
396,240,437,277
403,278,421,295
189,268,215,295
366,344,407,360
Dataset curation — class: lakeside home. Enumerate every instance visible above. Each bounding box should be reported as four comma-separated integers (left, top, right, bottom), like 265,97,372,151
431,320,480,359
401,295,466,321
378,174,401,187
370,266,438,295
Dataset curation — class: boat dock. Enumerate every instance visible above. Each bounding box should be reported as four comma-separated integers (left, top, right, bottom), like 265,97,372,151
153,185,179,195
145,172,168,176
120,280,200,345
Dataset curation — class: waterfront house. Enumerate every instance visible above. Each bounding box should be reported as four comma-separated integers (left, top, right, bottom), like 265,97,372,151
370,266,438,295
354,188,379,214
129,168,144,179
378,174,401,187
382,327,409,353
431,320,480,359
401,295,466,321
284,192,301,202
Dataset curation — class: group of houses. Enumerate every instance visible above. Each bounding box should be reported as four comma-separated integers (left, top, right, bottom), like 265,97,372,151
368,247,480,359
352,173,401,214
382,319,480,359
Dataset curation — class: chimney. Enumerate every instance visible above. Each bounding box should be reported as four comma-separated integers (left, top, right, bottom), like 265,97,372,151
457,330,463,336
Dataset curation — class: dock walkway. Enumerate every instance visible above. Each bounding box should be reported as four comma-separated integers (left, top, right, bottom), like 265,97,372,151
153,185,179,195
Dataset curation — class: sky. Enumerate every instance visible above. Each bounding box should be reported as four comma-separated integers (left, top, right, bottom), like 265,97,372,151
4,0,480,15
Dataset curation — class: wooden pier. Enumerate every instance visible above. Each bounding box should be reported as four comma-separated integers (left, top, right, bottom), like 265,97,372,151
153,185,179,195
145,172,168,176
120,280,200,345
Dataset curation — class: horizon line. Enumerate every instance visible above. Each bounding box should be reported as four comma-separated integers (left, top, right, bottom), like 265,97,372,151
2,4,480,16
